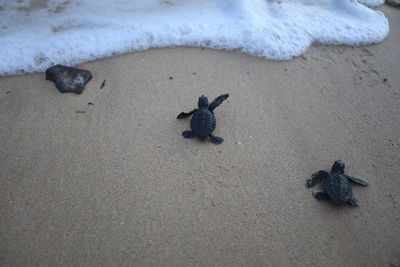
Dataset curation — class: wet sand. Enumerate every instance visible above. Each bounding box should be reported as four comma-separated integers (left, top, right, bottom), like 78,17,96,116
1,4,399,267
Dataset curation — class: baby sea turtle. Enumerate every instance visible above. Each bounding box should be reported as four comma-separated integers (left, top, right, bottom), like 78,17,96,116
177,93,229,144
306,160,368,206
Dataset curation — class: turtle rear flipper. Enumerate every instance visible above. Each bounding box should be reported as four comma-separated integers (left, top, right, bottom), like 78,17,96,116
306,170,329,188
345,175,368,186
348,197,359,206
313,192,328,200
209,93,229,111
182,130,194,138
210,135,223,145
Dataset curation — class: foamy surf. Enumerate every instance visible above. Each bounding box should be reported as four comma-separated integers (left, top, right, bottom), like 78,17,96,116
0,0,388,76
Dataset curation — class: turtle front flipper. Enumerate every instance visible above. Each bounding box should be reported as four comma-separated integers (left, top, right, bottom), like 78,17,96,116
182,130,194,138
313,192,329,200
210,135,223,145
348,197,359,206
344,175,368,186
306,170,329,188
208,94,229,111
177,109,196,119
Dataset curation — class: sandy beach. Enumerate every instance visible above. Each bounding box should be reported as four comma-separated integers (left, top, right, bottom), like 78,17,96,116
1,4,399,267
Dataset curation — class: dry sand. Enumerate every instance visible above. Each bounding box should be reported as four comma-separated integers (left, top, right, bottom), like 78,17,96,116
1,5,399,267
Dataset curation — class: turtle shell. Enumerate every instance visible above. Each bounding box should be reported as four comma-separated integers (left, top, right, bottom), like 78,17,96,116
190,108,216,140
323,173,352,204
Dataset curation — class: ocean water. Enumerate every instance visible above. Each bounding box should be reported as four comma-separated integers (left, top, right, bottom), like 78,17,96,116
0,0,388,76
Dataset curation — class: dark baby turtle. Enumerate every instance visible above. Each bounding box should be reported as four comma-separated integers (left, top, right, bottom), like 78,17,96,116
306,160,368,206
177,93,229,144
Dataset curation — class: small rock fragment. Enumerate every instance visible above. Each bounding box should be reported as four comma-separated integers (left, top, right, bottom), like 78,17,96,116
100,79,106,89
46,64,92,94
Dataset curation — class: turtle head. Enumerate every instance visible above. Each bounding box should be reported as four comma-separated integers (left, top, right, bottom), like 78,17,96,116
331,160,345,173
198,95,209,108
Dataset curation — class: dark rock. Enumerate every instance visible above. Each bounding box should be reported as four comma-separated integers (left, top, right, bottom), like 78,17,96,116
46,65,92,94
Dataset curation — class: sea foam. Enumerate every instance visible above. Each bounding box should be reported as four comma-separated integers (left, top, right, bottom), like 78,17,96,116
0,0,388,75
